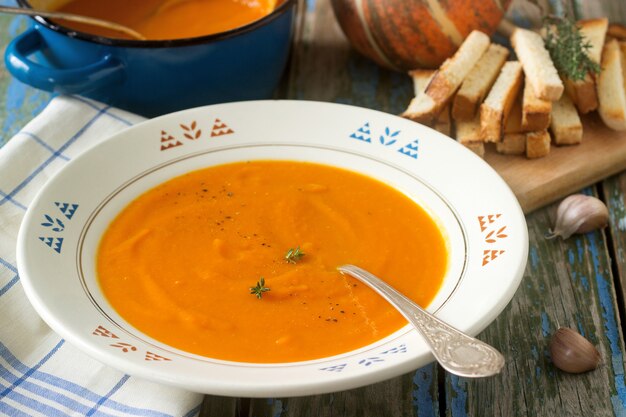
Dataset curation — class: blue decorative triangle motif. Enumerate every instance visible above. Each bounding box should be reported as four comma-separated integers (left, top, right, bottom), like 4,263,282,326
39,237,63,254
349,122,371,143
381,344,407,355
55,202,79,220
398,139,419,159
319,363,347,372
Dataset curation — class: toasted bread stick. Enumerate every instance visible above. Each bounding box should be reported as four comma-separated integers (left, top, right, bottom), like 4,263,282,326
402,30,490,122
597,39,626,131
511,28,564,101
480,61,524,142
452,43,509,121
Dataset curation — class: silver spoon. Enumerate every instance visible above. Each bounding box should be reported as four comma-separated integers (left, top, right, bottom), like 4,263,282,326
338,264,505,377
0,5,146,40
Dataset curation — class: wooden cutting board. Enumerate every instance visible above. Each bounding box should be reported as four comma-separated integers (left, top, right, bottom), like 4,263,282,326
484,113,626,213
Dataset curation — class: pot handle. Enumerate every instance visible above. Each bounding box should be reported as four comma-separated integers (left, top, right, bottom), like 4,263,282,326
4,28,124,94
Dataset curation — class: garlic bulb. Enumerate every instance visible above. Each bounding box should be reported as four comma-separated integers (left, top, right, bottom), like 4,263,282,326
546,194,609,239
549,327,601,373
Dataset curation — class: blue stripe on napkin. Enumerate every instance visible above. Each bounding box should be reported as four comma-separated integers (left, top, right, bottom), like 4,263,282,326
20,132,71,162
1,341,65,399
0,106,110,208
1,348,182,417
0,189,27,211
0,401,34,417
0,257,19,296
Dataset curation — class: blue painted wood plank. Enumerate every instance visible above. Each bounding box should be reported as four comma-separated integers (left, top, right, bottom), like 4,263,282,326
603,174,626,416
0,12,54,147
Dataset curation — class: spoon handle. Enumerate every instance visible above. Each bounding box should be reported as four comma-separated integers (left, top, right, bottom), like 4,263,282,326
0,6,146,40
338,265,505,378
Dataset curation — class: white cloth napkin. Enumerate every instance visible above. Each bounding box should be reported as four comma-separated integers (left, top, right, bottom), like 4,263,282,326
0,96,204,416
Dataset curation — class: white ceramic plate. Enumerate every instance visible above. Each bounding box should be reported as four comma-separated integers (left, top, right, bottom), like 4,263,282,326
17,100,528,397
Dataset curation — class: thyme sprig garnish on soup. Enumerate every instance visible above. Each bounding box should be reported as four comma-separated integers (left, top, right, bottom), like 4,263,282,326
250,277,270,299
285,246,305,264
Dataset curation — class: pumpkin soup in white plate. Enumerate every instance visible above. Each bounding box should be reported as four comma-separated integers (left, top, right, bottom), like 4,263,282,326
17,100,527,396
97,160,448,363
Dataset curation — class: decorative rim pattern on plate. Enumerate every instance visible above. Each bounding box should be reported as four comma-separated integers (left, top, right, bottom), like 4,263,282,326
17,100,528,397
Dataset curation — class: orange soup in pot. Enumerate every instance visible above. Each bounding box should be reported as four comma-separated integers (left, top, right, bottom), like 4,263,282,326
97,161,448,363
52,0,279,40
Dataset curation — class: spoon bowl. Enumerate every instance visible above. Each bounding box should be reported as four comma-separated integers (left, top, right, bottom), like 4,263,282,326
338,264,505,378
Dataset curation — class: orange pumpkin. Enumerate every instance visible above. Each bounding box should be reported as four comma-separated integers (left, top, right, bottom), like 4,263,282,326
331,0,512,71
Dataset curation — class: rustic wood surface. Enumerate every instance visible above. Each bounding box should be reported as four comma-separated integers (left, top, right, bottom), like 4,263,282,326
445,193,626,417
1,0,626,416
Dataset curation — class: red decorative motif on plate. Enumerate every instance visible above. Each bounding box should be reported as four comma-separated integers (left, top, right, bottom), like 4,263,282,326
484,226,507,243
92,325,173,362
478,214,501,232
145,351,172,361
180,121,202,140
478,214,507,266
92,325,119,339
211,118,234,137
482,249,505,266
160,130,183,151
110,342,137,353
159,117,234,151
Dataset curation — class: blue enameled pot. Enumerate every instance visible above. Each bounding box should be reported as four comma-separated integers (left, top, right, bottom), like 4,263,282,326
4,0,296,117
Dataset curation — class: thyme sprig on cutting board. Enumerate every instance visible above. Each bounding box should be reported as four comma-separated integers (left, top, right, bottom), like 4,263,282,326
543,15,600,81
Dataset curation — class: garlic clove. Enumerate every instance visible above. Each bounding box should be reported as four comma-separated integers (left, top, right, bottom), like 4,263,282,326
549,327,601,373
546,194,609,239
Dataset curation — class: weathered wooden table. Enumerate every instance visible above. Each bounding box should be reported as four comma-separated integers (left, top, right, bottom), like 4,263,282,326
2,1,626,416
